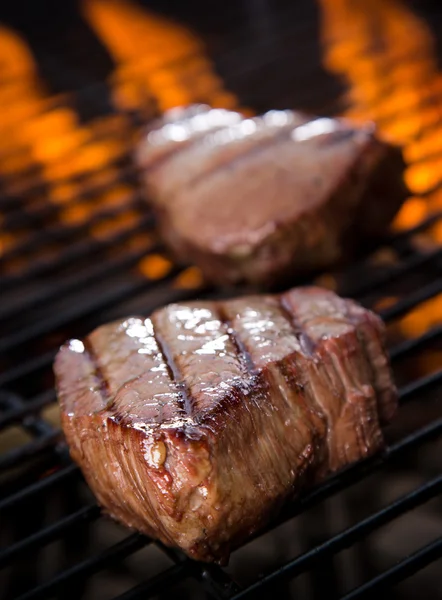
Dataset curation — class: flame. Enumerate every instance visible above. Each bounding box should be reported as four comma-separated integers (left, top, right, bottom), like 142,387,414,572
320,0,442,343
82,0,238,112
0,0,239,291
0,0,440,346
320,0,442,204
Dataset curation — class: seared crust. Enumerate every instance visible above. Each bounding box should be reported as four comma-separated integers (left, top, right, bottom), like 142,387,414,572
55,286,397,562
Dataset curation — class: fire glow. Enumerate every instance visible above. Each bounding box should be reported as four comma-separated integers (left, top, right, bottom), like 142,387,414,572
0,0,441,337
320,0,442,341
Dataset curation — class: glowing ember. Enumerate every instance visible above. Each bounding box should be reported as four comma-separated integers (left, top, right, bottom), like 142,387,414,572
139,254,173,280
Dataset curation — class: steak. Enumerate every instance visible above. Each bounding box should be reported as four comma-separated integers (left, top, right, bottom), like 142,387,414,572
136,105,407,287
54,286,397,563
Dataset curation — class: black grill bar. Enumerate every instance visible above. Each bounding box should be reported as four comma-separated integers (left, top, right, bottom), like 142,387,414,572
2,215,154,290
385,211,442,248
397,369,442,404
114,563,187,600
0,431,61,473
0,505,100,569
114,553,241,600
342,248,442,299
198,564,243,600
230,475,442,600
341,537,442,600
389,325,442,360
379,278,442,322
14,533,150,600
0,392,61,472
0,196,144,267
0,242,156,323
0,390,56,431
1,260,440,355
0,351,56,388
4,164,136,231
0,270,182,354
0,464,78,512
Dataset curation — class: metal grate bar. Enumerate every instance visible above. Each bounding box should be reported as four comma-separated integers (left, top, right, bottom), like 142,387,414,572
0,390,56,431
0,430,61,473
386,212,442,246
0,392,52,434
0,351,56,388
0,464,78,512
0,271,183,354
0,196,144,264
342,248,442,299
4,165,136,230
231,475,442,599
14,533,150,600
0,268,438,354
0,505,100,569
197,564,243,600
1,215,154,290
379,279,442,322
0,151,135,211
397,369,442,404
341,537,442,600
113,562,187,600
0,242,157,323
389,325,442,360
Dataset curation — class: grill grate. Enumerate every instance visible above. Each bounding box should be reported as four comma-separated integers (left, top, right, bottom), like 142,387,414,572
1,1,442,599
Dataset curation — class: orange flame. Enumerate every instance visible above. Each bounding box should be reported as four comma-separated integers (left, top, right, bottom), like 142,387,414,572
320,0,442,342
319,0,442,213
82,0,238,112
0,1,238,288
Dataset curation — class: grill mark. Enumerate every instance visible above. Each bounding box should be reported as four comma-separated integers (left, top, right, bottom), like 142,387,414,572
82,337,113,407
343,303,397,423
321,128,357,147
141,125,230,173
217,302,257,376
151,322,193,417
175,121,300,194
278,295,316,356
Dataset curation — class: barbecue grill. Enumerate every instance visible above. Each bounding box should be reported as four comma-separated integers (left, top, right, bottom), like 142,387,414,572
1,0,442,598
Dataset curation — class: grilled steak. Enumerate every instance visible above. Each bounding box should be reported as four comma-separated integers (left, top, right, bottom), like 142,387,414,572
136,106,407,287
54,286,397,563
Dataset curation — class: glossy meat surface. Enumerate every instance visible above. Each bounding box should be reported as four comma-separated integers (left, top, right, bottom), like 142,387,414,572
137,106,407,286
55,287,397,562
